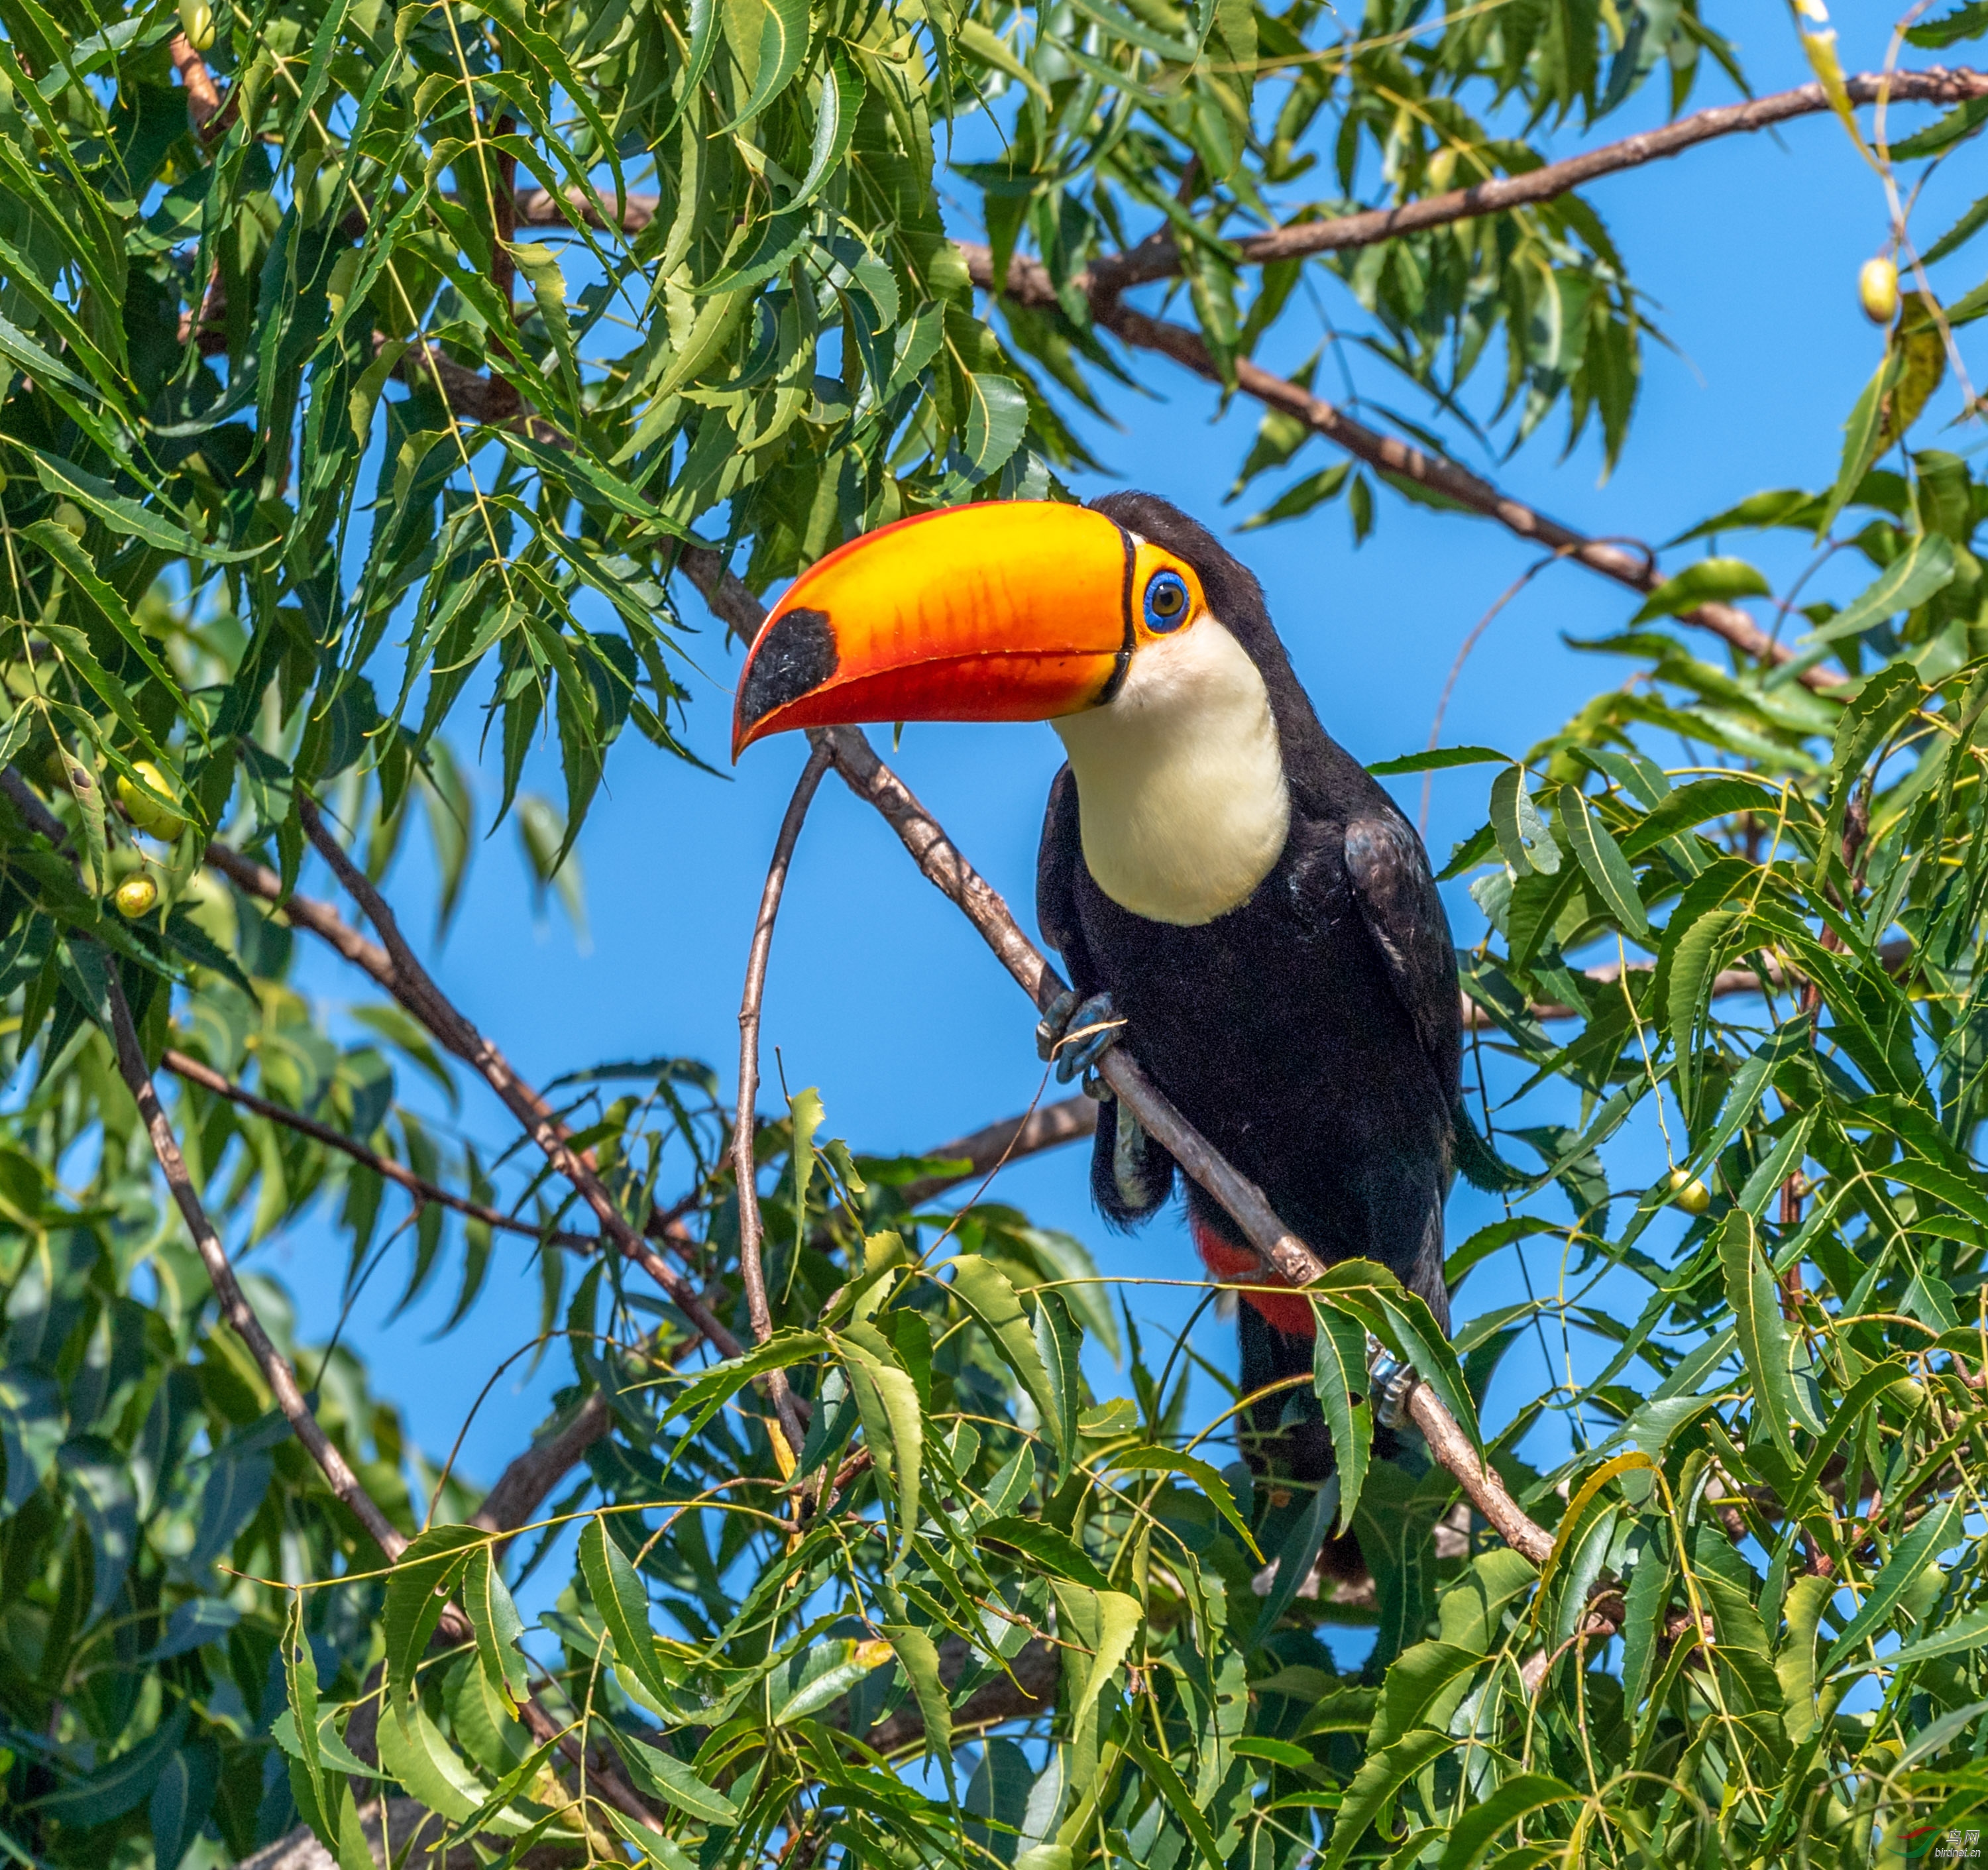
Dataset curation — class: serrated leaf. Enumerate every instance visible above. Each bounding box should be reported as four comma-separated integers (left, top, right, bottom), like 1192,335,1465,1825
605,1729,739,1822
1552,785,1648,937
882,1623,951,1765
1309,1309,1372,1535
962,373,1029,478
1628,557,1771,623
1718,1211,1816,1466
463,1547,531,1714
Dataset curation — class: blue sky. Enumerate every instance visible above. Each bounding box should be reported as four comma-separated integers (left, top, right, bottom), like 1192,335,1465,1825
251,3,1981,1611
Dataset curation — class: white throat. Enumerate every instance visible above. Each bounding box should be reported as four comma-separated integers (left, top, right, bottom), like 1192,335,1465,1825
1052,619,1290,926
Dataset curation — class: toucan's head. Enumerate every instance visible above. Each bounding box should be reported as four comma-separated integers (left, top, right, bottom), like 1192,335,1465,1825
730,494,1280,759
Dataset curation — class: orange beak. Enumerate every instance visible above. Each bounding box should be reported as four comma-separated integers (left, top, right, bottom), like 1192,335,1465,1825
731,502,1134,759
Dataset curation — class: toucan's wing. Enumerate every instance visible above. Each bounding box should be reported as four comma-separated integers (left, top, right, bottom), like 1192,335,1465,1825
1036,764,1102,995
1342,809,1462,1105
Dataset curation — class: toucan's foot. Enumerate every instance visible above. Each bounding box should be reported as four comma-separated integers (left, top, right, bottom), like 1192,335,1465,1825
1035,989,1125,1087
1367,1340,1419,1432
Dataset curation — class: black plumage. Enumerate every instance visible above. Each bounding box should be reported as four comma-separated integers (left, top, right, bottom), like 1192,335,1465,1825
1034,492,1461,1485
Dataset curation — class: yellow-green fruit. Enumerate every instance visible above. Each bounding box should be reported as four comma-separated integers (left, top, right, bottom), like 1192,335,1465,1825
114,875,159,919
52,500,86,540
117,760,186,840
1859,256,1899,326
177,0,215,48
1667,1170,1711,1215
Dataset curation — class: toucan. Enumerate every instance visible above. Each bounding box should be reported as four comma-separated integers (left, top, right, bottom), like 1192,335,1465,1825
731,493,1461,1489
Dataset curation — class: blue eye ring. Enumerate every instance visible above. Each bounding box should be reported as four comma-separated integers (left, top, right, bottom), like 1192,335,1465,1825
1143,569,1191,633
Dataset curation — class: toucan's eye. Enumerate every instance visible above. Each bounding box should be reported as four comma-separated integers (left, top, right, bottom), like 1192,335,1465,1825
1144,570,1191,633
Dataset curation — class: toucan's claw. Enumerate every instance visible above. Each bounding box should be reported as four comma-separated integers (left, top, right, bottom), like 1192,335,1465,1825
1036,989,1125,1087
1367,1337,1420,1432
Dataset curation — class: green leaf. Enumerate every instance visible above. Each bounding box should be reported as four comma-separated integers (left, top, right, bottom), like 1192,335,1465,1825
977,1515,1111,1590
1308,1309,1372,1535
1067,1587,1141,1730
1106,1445,1260,1556
605,1729,740,1822
1366,746,1511,777
670,1331,826,1441
382,1525,485,1706
720,0,812,128
789,48,862,209
1239,462,1353,531
1628,557,1772,623
1799,533,1957,647
1889,95,1988,159
25,522,193,718
1718,1211,1816,1466
463,1547,531,1715
1490,766,1559,876
1823,1492,1965,1674
1320,1729,1453,1870
1552,786,1648,937
834,1327,924,1557
883,1623,952,1765
377,1702,508,1828
1616,777,1783,856
579,1514,672,1706
962,373,1030,478
1434,1775,1577,1870
948,1256,1064,1457
150,1741,220,1870
1119,1725,1223,1868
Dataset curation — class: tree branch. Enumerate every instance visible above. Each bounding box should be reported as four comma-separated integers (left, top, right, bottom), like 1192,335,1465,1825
896,1097,1101,1205
1083,299,1837,688
159,1046,601,1252
981,68,1988,302
205,833,738,1352
292,798,748,1361
107,969,411,1559
166,32,229,137
731,742,835,1455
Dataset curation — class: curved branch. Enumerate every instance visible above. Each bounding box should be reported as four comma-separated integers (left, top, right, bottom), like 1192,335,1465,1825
731,742,835,1453
1088,300,1836,688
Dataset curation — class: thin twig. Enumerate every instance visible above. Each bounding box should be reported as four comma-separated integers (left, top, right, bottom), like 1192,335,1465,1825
732,742,835,1455
161,1047,601,1252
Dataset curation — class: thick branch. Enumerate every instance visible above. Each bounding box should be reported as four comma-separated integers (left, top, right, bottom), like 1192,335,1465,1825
859,1635,1059,1753
167,32,229,137
160,1046,599,1252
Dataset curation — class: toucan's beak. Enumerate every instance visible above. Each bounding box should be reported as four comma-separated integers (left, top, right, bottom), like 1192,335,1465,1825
732,502,1132,759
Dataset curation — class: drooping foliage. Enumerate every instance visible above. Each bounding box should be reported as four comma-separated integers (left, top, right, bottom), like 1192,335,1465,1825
5,0,1988,1863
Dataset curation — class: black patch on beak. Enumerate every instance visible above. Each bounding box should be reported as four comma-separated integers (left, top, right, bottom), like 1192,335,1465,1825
740,608,838,734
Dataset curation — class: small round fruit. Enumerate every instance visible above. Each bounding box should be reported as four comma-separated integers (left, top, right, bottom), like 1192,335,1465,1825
1859,256,1899,326
1667,1170,1711,1215
114,875,159,918
52,500,86,540
177,0,215,50
117,760,186,840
